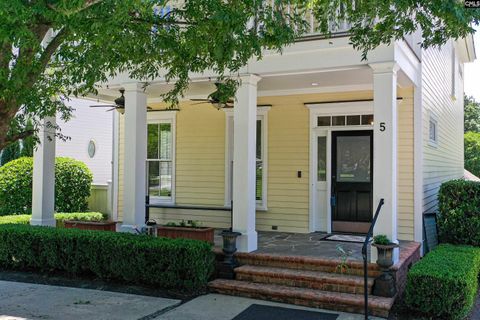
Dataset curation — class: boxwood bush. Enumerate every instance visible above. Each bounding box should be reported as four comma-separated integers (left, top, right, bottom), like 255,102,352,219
0,157,93,215
405,244,480,320
0,224,214,293
0,212,105,227
438,179,480,245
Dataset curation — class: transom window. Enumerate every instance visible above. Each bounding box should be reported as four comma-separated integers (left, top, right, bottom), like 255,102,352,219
317,114,374,127
147,113,176,203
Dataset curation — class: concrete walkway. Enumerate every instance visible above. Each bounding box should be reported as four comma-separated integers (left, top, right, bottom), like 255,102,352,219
0,281,180,320
0,281,383,320
155,294,383,320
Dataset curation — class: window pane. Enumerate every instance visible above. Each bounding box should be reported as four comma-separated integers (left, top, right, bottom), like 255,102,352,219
159,161,172,197
256,120,262,160
347,115,361,125
429,120,436,141
332,116,346,126
159,123,171,160
317,136,327,181
147,124,159,159
336,136,371,182
361,114,374,125
148,161,160,197
256,161,263,201
317,116,331,127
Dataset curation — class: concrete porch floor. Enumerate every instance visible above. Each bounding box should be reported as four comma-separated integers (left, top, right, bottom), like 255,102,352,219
214,230,412,262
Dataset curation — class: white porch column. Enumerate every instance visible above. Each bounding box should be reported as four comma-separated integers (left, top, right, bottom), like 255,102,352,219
31,117,56,226
121,83,147,232
233,74,261,252
370,62,399,262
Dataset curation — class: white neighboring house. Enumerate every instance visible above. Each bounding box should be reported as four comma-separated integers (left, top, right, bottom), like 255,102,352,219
56,98,114,214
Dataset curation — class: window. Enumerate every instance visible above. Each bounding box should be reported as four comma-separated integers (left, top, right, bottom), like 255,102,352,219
429,113,438,147
317,136,327,181
147,112,176,203
316,114,374,127
87,140,96,158
225,108,269,210
256,119,264,203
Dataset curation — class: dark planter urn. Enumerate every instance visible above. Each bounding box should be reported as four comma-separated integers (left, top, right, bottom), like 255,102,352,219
372,243,399,297
218,230,242,279
372,243,399,270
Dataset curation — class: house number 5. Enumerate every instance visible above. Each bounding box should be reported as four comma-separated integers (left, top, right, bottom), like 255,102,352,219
380,122,386,132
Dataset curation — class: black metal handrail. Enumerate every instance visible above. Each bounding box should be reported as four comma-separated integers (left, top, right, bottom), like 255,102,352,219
362,198,384,320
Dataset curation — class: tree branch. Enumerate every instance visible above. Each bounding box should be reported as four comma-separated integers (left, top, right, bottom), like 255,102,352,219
48,0,103,16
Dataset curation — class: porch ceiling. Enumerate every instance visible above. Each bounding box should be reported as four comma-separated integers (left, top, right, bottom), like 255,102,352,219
91,66,411,105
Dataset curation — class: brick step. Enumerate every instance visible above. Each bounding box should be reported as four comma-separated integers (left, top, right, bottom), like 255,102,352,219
234,252,382,277
235,265,374,294
209,279,393,318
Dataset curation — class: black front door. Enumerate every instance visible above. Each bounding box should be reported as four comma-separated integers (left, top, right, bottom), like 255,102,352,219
331,130,373,234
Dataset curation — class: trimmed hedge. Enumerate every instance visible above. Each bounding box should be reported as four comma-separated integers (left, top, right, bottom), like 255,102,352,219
405,245,480,320
438,179,480,246
0,224,214,293
0,212,105,227
0,157,93,215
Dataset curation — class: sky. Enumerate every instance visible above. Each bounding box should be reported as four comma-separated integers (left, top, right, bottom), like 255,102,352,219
464,27,480,101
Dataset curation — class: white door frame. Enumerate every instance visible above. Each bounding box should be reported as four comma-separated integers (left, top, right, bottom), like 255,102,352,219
307,101,374,233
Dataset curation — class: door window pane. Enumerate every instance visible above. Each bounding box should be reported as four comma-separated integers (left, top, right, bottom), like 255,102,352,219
336,136,371,182
159,161,172,197
159,123,172,159
347,115,361,125
361,114,374,125
148,161,160,196
332,116,346,126
317,116,331,126
317,136,327,181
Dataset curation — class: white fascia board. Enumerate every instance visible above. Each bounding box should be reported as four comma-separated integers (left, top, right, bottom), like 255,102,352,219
394,41,421,87
103,39,394,87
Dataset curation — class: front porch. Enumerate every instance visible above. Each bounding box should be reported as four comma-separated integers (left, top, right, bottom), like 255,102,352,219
214,230,416,262
211,230,421,317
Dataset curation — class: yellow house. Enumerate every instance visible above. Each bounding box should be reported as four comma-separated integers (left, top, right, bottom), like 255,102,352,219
90,28,475,256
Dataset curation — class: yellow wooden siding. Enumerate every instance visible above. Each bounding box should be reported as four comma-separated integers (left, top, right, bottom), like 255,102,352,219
421,42,464,214
116,89,415,236
397,89,414,241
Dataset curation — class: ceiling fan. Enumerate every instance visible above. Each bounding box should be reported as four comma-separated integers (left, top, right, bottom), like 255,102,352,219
190,82,234,109
90,89,152,114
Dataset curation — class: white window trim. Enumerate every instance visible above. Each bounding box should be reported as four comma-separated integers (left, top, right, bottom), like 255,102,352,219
224,106,270,211
147,111,177,204
428,111,439,148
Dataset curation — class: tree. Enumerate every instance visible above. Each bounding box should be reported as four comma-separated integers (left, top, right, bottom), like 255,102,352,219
0,0,478,150
464,95,480,133
465,131,480,177
0,140,20,166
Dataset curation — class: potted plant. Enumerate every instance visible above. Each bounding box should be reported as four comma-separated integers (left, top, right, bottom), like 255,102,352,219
372,234,399,270
62,213,116,232
157,220,214,244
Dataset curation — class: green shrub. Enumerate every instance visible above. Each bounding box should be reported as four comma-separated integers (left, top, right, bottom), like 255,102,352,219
405,244,480,320
0,157,93,215
0,224,214,293
465,132,480,177
0,212,105,227
438,179,480,245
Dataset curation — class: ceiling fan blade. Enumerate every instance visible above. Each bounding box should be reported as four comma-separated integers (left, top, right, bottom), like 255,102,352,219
90,105,115,108
191,101,210,105
106,107,117,112
190,99,210,102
